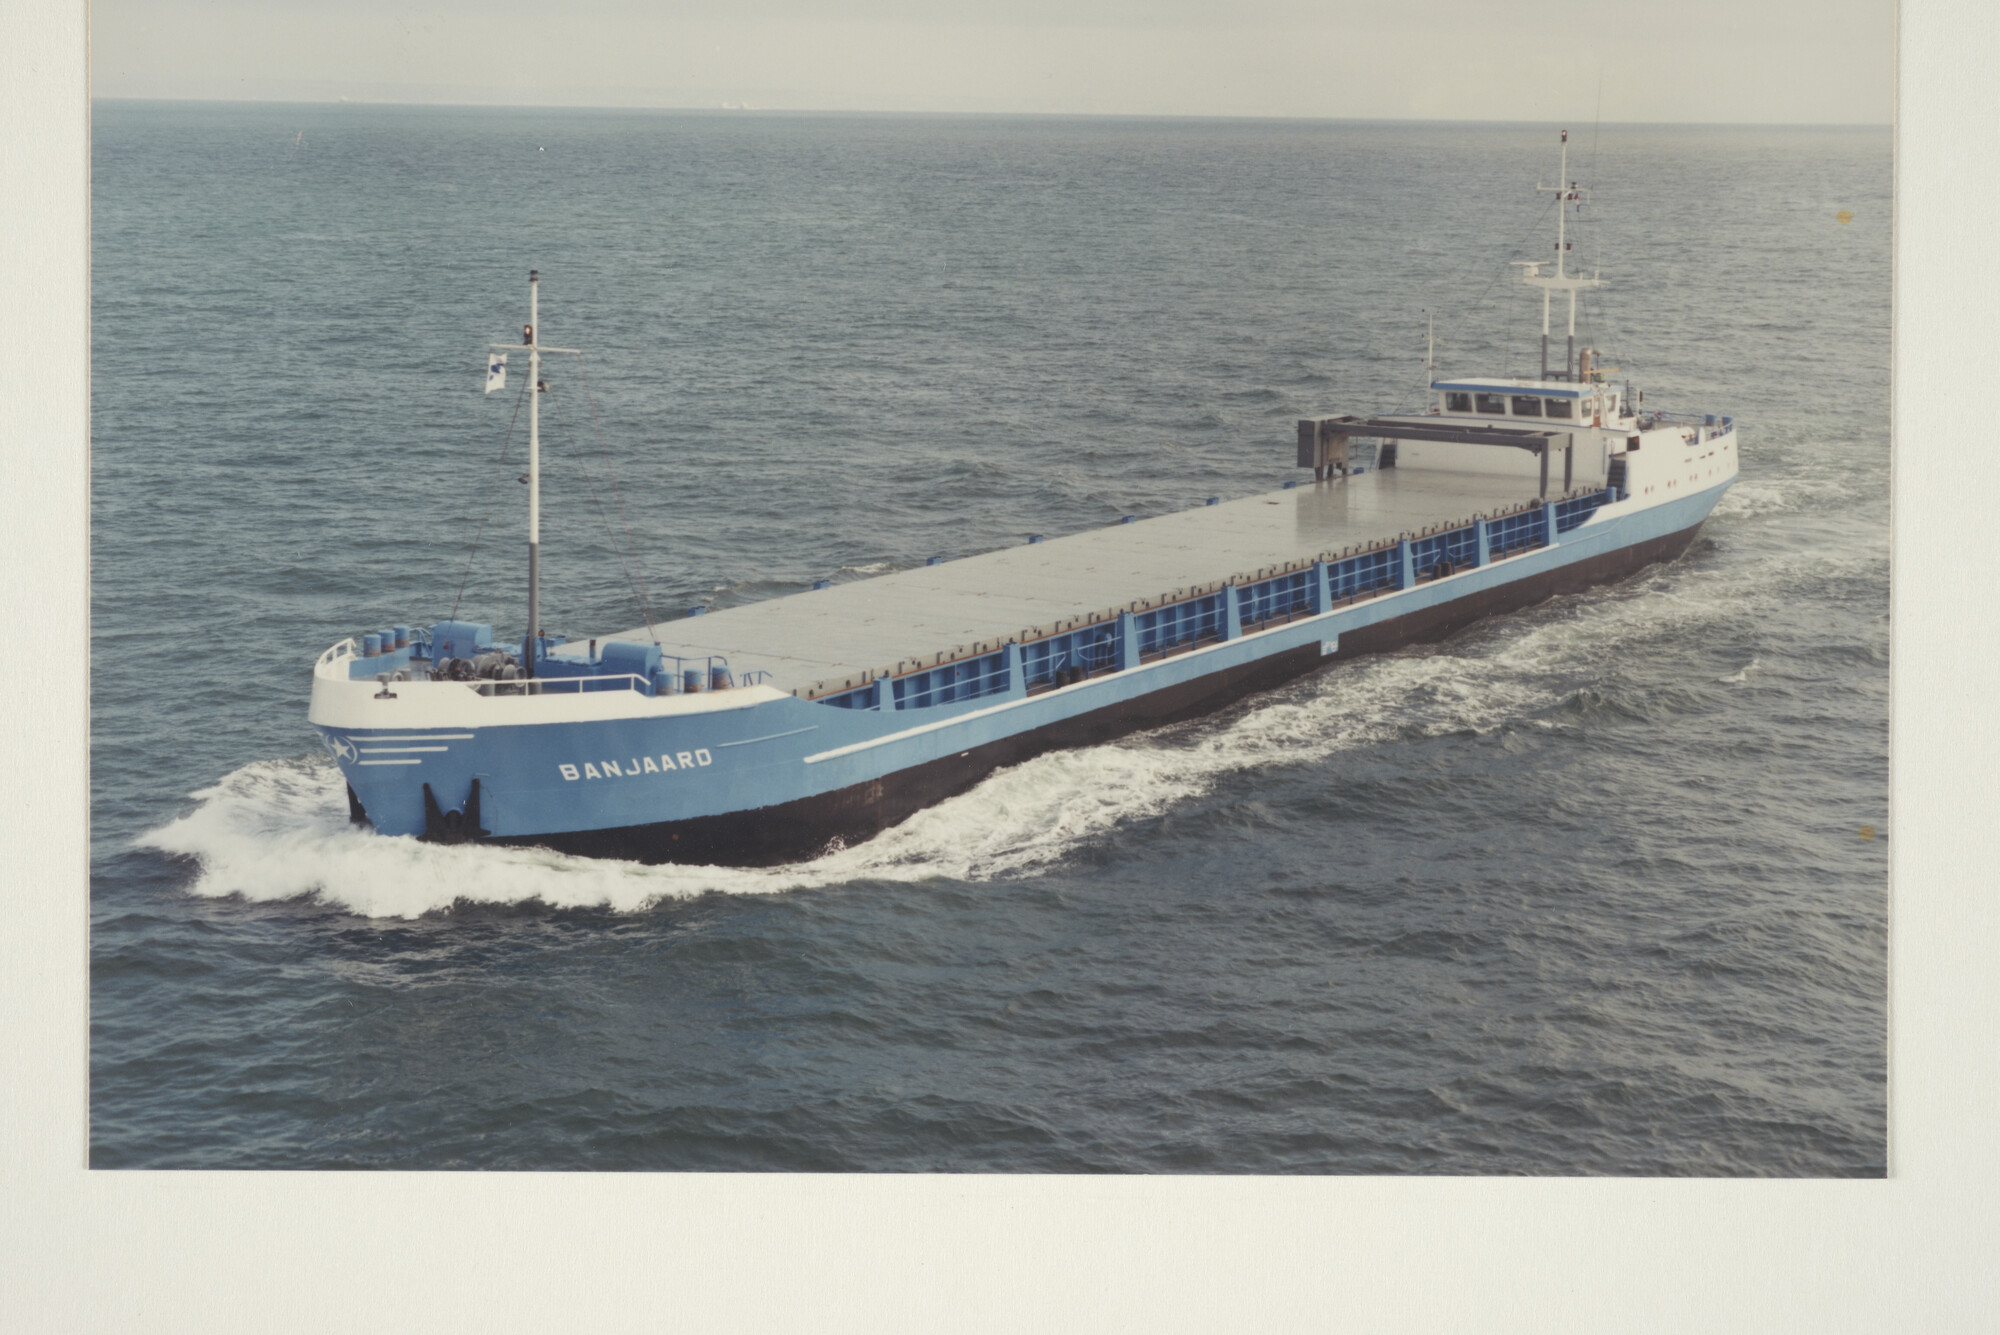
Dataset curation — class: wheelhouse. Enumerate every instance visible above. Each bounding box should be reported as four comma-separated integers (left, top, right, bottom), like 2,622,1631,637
1434,380,1622,422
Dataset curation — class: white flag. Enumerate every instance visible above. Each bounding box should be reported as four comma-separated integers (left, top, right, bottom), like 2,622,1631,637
484,352,507,394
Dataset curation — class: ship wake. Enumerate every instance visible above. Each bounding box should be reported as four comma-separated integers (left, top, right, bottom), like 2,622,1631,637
140,549,1763,920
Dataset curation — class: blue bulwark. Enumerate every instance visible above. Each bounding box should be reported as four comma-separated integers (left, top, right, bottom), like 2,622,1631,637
1133,589,1227,658
1553,488,1616,533
818,679,883,710
1021,622,1118,687
1411,526,1481,577
1238,568,1314,630
1328,545,1400,600
1487,506,1545,557
812,487,1619,713
900,645,1014,707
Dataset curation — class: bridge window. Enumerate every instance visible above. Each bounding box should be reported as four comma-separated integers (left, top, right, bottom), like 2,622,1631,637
1511,396,1543,416
1445,392,1472,412
1545,398,1574,419
1474,393,1507,414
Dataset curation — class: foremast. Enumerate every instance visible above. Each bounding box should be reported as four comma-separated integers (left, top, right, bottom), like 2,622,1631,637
490,269,578,678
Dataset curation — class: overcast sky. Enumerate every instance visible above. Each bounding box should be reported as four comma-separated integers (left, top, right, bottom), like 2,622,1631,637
94,0,1889,124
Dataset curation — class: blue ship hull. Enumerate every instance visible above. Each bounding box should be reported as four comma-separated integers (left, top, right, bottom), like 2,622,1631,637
313,476,1730,865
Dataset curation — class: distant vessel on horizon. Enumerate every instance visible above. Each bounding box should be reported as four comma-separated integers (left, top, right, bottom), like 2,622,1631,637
308,130,1739,865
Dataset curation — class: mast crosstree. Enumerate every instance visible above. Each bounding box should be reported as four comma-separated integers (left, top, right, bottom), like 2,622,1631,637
1512,129,1603,382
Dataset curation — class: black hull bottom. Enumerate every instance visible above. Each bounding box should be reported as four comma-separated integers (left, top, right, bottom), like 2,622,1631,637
494,521,1705,867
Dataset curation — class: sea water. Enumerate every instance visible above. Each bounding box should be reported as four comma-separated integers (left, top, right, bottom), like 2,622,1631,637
90,104,1889,1172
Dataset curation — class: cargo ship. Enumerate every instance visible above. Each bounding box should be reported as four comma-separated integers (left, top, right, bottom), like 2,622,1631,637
309,132,1739,866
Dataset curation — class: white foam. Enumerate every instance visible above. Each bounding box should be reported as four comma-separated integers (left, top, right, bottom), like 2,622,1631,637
1713,477,1850,519
139,515,1783,920
136,643,1568,921
1718,656,1762,684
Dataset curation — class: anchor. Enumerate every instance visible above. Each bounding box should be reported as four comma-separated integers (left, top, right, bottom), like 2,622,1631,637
421,779,489,845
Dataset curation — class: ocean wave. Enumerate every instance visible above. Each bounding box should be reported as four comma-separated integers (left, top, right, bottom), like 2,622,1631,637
1717,655,1762,684
1712,477,1855,519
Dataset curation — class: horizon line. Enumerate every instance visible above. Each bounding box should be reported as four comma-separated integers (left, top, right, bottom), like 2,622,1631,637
90,95,1892,131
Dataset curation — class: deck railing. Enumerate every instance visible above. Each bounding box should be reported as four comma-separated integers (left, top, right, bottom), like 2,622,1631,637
1640,410,1733,428
473,673,654,697
1638,410,1735,444
470,666,771,697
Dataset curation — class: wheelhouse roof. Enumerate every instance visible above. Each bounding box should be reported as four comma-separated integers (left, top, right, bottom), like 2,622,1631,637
1432,379,1594,399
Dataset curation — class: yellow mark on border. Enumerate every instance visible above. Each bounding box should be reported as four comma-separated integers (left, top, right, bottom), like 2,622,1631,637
1859,825,1876,841
1836,209,1854,225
